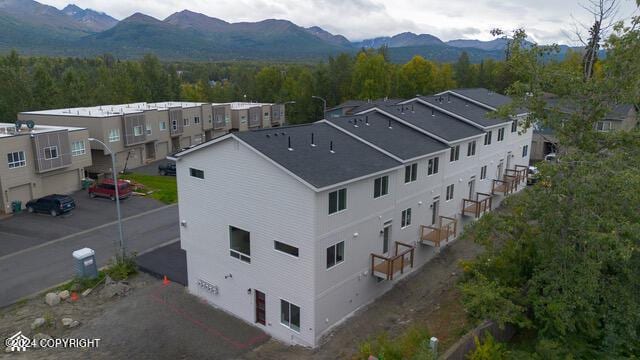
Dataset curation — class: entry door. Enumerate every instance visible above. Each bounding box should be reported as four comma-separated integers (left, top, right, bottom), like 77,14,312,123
382,221,392,255
431,197,440,225
497,160,504,179
255,290,266,325
468,178,476,199
506,152,512,170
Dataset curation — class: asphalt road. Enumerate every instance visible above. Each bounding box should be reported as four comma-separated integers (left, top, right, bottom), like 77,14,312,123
0,194,179,307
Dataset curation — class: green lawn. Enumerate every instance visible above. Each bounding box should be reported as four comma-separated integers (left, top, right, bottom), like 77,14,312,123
121,174,177,204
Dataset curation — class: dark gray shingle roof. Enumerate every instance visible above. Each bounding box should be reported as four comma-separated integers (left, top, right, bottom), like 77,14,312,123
419,95,511,128
449,88,512,109
234,122,401,189
328,113,448,160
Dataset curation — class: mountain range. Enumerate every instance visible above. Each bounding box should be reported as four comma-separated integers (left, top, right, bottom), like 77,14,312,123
0,0,581,62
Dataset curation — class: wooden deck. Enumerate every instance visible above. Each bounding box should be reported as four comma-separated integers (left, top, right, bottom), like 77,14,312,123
420,216,457,247
371,242,415,280
462,193,492,218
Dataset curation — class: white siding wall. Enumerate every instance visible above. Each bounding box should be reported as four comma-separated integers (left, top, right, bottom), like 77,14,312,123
177,138,317,347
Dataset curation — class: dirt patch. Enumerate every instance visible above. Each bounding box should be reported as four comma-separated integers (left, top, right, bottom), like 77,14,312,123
242,236,483,360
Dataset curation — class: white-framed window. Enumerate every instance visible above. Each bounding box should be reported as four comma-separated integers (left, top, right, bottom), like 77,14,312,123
280,299,300,332
160,121,167,131
108,128,120,142
450,145,460,162
373,176,389,198
71,140,86,156
133,125,143,137
146,123,152,135
274,241,299,257
428,156,439,175
480,165,487,180
404,163,418,183
484,131,492,145
229,226,250,263
467,141,476,157
326,241,344,269
194,116,200,124
522,145,529,157
171,120,178,131
190,168,204,179
328,188,347,214
446,184,455,201
511,119,518,133
183,118,190,126
497,128,505,141
43,146,58,160
7,151,26,168
596,121,613,132
401,208,412,228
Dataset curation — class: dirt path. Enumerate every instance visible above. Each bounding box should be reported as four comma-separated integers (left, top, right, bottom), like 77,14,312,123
243,236,484,360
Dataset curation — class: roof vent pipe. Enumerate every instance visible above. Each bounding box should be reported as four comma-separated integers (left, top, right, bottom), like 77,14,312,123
330,141,335,154
388,119,392,129
365,116,369,126
288,136,293,151
311,132,316,147
432,108,435,117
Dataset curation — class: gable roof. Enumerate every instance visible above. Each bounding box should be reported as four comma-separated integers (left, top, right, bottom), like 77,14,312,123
417,95,511,128
327,112,448,161
446,88,513,109
233,122,402,189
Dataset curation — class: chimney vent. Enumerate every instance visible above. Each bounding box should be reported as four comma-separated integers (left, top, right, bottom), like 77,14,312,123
365,116,369,126
388,119,392,129
288,136,293,151
329,141,335,154
311,132,316,147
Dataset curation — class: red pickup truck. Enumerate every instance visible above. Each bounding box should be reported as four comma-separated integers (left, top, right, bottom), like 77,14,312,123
88,179,132,201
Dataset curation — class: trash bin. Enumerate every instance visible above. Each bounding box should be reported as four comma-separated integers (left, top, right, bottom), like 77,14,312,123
73,248,98,279
11,201,21,214
81,178,93,190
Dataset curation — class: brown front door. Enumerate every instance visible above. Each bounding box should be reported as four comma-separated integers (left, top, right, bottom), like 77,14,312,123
255,290,266,325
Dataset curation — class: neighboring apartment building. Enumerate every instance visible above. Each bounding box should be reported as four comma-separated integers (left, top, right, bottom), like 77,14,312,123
17,102,286,174
170,88,532,347
0,122,91,214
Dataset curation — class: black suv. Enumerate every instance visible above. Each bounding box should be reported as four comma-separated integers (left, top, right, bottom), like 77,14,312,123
26,194,76,216
158,162,176,176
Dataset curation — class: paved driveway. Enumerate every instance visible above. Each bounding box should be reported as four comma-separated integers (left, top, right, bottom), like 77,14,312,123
137,241,188,286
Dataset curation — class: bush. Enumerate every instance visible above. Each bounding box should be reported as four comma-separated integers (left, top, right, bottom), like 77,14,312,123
468,333,508,360
105,254,138,281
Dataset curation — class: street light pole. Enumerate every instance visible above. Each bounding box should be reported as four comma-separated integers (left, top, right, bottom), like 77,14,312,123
88,138,125,259
312,96,327,120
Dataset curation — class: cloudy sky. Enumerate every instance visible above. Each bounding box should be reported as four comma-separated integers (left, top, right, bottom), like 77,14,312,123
39,0,638,44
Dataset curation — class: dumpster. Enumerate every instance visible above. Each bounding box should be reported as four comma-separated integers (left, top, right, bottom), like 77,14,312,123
11,201,22,214
73,248,98,279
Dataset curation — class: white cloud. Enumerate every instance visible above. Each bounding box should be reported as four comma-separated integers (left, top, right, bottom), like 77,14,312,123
38,0,639,43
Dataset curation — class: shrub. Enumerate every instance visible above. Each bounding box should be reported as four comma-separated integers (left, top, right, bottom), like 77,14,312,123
468,333,508,360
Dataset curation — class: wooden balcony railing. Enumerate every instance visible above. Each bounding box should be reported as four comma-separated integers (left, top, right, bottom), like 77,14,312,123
419,215,457,247
492,178,516,195
462,192,493,218
514,165,529,183
371,241,415,280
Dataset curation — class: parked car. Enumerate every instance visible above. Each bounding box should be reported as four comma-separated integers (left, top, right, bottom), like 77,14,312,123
88,179,132,200
26,194,76,216
158,162,176,176
527,166,540,185
544,153,558,162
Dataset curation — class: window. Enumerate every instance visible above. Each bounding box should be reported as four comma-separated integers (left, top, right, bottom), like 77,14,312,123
274,241,299,257
189,168,204,179
511,119,518,133
229,226,251,263
446,184,455,201
328,188,347,214
146,123,152,135
171,120,178,131
450,145,460,162
404,163,418,183
596,121,613,132
108,128,120,142
522,145,529,157
71,140,85,156
280,300,300,332
7,151,25,168
194,116,200,124
480,165,487,180
160,121,167,131
373,176,389,198
133,125,143,137
326,241,344,268
183,118,190,126
401,208,412,228
467,141,476,157
428,157,439,175
43,146,58,160
497,128,505,142
484,131,492,145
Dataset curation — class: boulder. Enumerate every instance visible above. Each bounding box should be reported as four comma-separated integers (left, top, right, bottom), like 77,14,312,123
69,320,80,328
31,317,46,330
45,292,60,306
58,290,70,301
61,318,73,327
104,275,116,286
101,282,131,298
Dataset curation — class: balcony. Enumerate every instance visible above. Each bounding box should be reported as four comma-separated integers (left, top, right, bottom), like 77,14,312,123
491,178,516,195
371,241,415,280
509,165,529,185
419,216,458,247
462,192,493,218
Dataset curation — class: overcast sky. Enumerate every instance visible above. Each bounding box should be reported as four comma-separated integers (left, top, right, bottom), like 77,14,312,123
39,0,638,44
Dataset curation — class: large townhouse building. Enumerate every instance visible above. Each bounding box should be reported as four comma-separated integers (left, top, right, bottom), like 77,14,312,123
0,122,91,214
17,102,286,174
169,88,533,347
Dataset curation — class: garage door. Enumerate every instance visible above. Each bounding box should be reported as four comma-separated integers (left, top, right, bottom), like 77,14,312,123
43,170,81,195
8,184,32,209
156,141,169,159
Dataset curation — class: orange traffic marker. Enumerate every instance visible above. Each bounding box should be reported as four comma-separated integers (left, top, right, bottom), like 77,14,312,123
70,292,79,302
163,275,170,286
